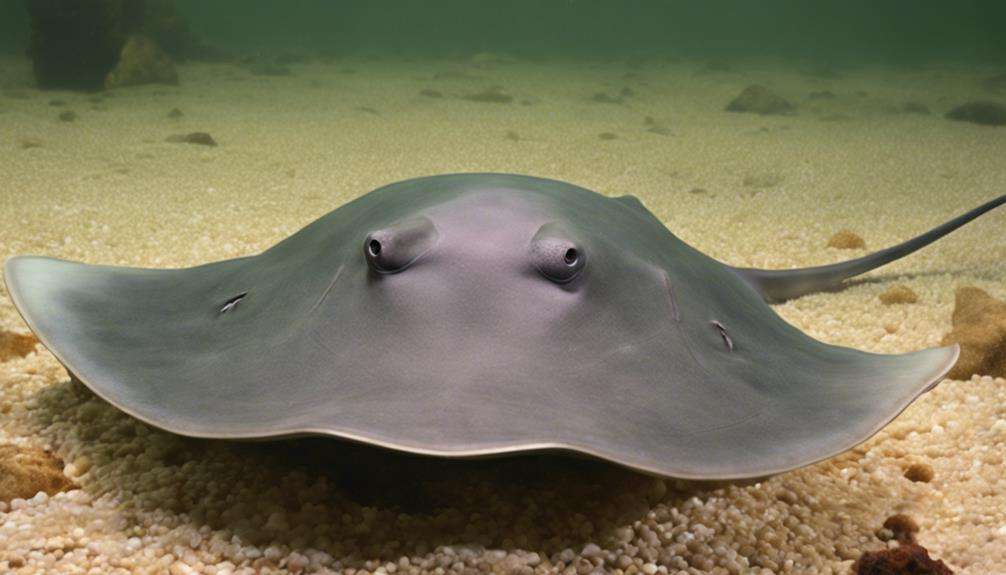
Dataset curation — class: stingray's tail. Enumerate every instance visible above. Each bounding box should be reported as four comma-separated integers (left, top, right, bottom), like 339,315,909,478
732,194,1006,303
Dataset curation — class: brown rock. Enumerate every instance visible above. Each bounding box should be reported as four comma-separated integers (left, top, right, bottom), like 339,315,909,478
0,444,76,504
944,101,1006,127
105,35,178,89
879,284,919,305
17,137,44,149
827,230,866,250
883,514,920,543
854,542,953,575
725,85,796,116
940,286,1006,379
462,86,513,104
0,330,38,361
165,132,217,146
904,462,935,483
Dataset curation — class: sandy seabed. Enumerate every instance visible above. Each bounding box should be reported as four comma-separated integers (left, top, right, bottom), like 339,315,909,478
1,53,1005,574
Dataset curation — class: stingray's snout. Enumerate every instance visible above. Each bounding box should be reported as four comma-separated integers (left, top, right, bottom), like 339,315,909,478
364,216,439,274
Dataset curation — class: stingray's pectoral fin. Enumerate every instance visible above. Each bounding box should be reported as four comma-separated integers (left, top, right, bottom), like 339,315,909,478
731,194,1005,302
652,307,962,479
3,255,251,416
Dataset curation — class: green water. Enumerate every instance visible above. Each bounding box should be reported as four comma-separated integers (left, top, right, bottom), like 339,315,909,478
2,0,1005,64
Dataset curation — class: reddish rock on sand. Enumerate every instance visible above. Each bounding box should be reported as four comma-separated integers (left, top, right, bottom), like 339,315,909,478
854,542,953,575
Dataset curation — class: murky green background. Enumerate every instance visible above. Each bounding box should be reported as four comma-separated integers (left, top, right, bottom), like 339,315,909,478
2,1,1004,63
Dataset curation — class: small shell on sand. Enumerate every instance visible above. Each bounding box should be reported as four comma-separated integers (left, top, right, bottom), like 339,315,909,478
827,229,866,249
941,286,1006,380
0,444,76,504
879,284,919,305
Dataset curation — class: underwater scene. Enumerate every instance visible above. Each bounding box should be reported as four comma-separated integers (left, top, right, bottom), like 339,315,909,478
1,1,1006,574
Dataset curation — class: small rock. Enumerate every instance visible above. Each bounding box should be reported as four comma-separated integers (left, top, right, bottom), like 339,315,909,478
105,35,178,89
882,514,920,543
944,101,1006,126
726,85,796,116
879,285,918,305
643,116,671,136
940,286,1006,379
167,107,183,119
504,130,520,141
590,92,623,104
58,110,78,122
0,330,38,361
462,86,513,104
165,132,217,147
853,542,953,575
0,444,76,504
598,132,618,141
17,137,43,149
419,88,443,98
827,230,866,250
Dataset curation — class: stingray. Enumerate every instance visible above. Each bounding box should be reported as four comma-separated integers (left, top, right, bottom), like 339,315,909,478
5,174,1004,480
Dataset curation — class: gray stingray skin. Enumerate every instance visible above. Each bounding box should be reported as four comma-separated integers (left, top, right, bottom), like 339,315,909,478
8,173,1000,480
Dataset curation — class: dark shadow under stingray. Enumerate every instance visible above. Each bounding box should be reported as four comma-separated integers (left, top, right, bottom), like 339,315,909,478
31,378,721,559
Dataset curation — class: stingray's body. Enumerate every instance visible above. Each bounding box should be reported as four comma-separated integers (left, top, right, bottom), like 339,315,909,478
6,174,1004,479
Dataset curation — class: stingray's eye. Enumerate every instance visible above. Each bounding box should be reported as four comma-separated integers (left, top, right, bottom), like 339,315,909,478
364,216,439,274
530,223,586,284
